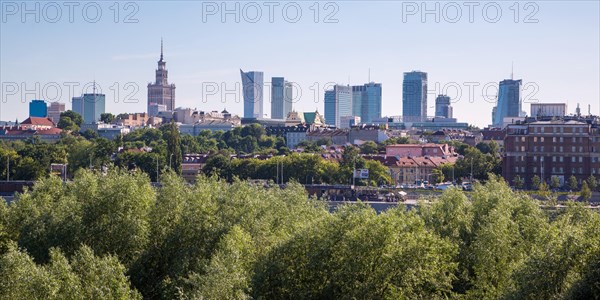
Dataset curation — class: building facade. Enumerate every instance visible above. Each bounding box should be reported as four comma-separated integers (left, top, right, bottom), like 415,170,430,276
435,95,453,118
29,100,47,118
503,118,600,188
493,79,522,127
47,102,65,124
271,77,293,119
352,82,382,124
402,71,428,122
148,40,176,112
531,103,567,118
72,93,106,124
241,70,264,118
324,85,352,128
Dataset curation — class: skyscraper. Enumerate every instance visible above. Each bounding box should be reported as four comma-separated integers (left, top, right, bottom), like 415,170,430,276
352,82,382,124
72,92,105,124
402,71,428,122
240,70,264,118
271,77,292,119
435,94,453,118
29,100,47,118
492,79,522,127
148,40,176,112
324,85,352,128
47,102,65,124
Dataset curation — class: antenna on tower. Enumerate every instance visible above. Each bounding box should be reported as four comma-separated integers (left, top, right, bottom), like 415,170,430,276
368,68,371,82
160,38,164,61
511,61,514,80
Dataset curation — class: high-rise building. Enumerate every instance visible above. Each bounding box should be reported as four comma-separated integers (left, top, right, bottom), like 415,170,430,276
271,77,292,119
148,40,176,112
435,95,453,118
47,102,65,124
493,79,522,127
72,92,105,124
352,82,382,124
240,70,264,118
402,71,428,122
29,100,47,118
324,85,352,128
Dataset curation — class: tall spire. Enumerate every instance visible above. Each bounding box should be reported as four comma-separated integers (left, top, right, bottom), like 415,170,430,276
511,61,514,80
160,38,164,62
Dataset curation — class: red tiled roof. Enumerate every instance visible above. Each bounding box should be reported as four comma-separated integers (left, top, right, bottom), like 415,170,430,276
20,117,55,127
37,128,62,135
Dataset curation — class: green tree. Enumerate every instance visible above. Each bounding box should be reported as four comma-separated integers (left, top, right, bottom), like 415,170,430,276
59,110,83,127
513,175,524,189
81,128,98,140
162,122,182,174
586,175,598,191
531,175,541,190
359,141,378,154
100,113,115,124
57,116,79,132
580,181,592,201
568,175,578,191
432,167,445,184
550,176,561,190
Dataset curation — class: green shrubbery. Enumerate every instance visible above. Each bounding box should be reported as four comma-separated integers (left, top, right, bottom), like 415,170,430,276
1,171,599,299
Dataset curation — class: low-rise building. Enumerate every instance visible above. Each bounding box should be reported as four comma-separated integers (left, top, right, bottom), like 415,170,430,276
386,143,456,157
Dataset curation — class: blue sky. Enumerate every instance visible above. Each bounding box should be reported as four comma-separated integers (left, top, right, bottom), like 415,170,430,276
1,1,599,127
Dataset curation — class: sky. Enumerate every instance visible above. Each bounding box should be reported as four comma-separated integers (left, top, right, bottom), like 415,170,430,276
1,0,599,127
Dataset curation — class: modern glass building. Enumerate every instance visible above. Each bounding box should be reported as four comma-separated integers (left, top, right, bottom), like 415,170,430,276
324,85,352,128
435,94,453,118
240,70,264,118
29,100,47,118
402,71,428,122
271,77,292,119
352,82,382,124
72,93,106,124
492,79,522,127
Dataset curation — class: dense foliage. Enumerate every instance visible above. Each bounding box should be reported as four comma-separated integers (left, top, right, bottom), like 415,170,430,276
1,171,599,299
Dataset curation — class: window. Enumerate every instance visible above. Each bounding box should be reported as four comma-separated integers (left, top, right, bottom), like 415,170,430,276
534,137,537,142
560,156,564,162
553,156,556,162
521,146,525,152
541,137,545,142
580,167,583,174
572,157,576,163
534,146,538,152
573,137,576,142
541,156,545,162
534,156,538,162
560,137,564,142
560,146,563,152
560,167,564,173
573,168,577,174
579,146,583,152
533,167,537,173
541,146,544,152
553,146,556,152
521,137,525,142
579,157,583,163
521,167,526,173
515,167,519,173
552,167,556,173
572,146,576,152
553,137,557,142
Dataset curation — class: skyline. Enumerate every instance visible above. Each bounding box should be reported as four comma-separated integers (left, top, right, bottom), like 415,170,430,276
1,1,599,127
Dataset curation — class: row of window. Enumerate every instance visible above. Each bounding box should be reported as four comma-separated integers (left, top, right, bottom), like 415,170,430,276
514,166,592,174
530,126,587,134
515,146,597,153
514,156,600,163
